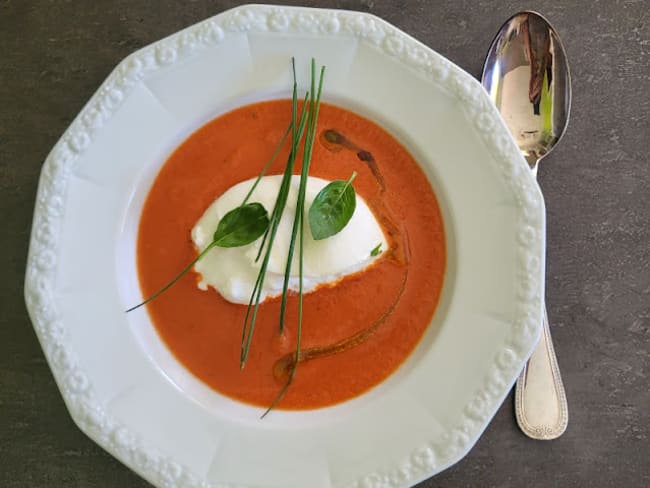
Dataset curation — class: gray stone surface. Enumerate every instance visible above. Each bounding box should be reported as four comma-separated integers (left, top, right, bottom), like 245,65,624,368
1,0,648,486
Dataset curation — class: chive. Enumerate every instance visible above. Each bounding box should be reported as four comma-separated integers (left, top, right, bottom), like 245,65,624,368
124,242,217,313
278,60,322,332
241,123,292,206
241,59,311,367
242,58,298,209
263,60,326,417
253,93,309,263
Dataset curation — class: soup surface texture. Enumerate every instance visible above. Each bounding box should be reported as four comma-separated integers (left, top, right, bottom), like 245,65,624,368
137,100,446,409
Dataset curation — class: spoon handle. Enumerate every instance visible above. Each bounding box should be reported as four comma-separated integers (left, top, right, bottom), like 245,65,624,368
515,306,568,439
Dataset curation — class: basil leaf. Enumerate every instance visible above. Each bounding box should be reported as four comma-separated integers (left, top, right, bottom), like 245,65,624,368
370,243,382,257
308,172,356,240
213,202,270,247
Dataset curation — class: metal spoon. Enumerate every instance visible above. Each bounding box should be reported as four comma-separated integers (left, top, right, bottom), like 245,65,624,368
481,11,570,439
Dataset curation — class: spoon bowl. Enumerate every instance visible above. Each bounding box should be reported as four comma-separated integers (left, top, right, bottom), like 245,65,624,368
481,11,571,171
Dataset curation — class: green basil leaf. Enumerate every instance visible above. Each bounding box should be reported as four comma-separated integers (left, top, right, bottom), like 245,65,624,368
308,173,356,240
213,202,270,247
370,243,382,257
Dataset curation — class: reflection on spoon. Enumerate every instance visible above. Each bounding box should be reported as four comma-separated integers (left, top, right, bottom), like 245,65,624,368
520,16,552,113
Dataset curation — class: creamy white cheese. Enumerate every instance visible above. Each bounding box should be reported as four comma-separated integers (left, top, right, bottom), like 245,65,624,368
191,175,387,304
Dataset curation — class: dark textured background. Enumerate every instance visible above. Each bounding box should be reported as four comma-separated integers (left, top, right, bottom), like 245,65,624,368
2,0,649,486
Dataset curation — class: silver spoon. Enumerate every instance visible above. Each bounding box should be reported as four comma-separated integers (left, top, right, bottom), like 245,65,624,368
481,11,570,439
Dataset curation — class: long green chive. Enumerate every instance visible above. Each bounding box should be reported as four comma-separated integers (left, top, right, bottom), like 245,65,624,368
278,60,321,332
240,59,311,367
263,60,325,417
124,242,217,313
241,123,292,206
253,93,309,263
240,100,310,365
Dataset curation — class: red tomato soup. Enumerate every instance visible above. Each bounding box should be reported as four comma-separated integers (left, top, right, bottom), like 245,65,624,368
137,100,445,409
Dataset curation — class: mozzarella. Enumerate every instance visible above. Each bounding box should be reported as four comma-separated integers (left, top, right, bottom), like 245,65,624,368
191,175,387,304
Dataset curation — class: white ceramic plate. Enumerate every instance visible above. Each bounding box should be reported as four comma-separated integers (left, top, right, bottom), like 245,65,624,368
25,5,545,487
